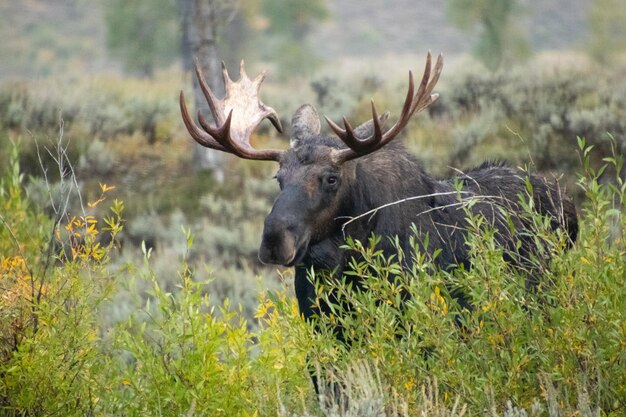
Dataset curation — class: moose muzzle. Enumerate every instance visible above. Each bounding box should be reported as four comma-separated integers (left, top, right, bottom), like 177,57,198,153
258,187,310,266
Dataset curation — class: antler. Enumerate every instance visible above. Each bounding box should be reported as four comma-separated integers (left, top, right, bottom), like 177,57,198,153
325,52,443,162
179,60,285,161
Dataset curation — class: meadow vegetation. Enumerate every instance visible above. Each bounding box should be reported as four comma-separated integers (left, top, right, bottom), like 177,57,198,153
0,57,625,416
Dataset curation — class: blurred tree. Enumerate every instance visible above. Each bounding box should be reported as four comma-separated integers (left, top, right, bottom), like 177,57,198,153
104,0,180,77
588,0,626,64
106,0,242,175
255,0,329,75
446,0,530,71
181,0,240,177
181,0,327,173
104,0,327,174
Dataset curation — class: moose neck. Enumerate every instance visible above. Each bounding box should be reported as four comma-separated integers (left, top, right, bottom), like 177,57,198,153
303,142,434,263
303,142,439,273
348,142,437,225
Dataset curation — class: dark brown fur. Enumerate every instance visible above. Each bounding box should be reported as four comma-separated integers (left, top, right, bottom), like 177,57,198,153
258,105,578,324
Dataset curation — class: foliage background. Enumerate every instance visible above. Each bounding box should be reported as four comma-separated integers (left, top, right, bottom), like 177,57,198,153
0,0,625,416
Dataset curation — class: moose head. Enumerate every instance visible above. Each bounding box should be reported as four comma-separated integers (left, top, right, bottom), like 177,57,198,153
180,53,444,267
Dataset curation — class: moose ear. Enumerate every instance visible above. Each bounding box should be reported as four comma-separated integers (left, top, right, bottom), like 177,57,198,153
352,111,390,138
290,104,321,148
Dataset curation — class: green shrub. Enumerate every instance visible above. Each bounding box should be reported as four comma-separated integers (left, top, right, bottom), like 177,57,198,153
0,75,179,140
2,64,626,415
297,138,625,414
0,143,123,416
103,242,312,416
0,142,313,416
438,66,626,179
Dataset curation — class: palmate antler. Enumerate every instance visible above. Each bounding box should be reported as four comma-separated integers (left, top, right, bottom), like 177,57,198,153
325,52,443,162
179,60,285,161
180,53,443,164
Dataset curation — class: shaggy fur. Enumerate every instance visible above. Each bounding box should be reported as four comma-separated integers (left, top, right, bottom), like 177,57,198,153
257,104,577,326
278,138,578,322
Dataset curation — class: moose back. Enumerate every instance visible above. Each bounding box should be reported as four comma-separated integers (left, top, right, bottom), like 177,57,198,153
179,53,578,322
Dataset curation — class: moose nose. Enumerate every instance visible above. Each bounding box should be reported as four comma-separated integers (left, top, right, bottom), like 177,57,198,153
259,184,310,265
258,212,300,265
259,228,297,265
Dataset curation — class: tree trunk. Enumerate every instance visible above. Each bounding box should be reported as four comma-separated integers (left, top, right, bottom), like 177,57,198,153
183,0,226,180
179,0,193,72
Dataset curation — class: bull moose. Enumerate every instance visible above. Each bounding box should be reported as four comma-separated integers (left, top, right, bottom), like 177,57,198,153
179,52,578,328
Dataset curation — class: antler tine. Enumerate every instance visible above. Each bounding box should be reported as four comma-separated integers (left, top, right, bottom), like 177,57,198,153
324,115,345,138
253,69,267,87
409,52,443,116
414,53,443,113
179,91,228,152
194,60,224,126
408,51,433,115
329,52,443,162
326,66,415,157
197,110,238,153
180,60,285,162
370,100,384,141
199,109,274,160
377,67,416,141
324,98,393,153
221,61,232,84
239,60,247,80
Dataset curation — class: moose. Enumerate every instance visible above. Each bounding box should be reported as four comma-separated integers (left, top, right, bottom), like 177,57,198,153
179,52,578,328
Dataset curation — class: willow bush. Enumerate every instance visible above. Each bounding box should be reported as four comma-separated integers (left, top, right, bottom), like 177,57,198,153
1,137,624,415
301,138,625,415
